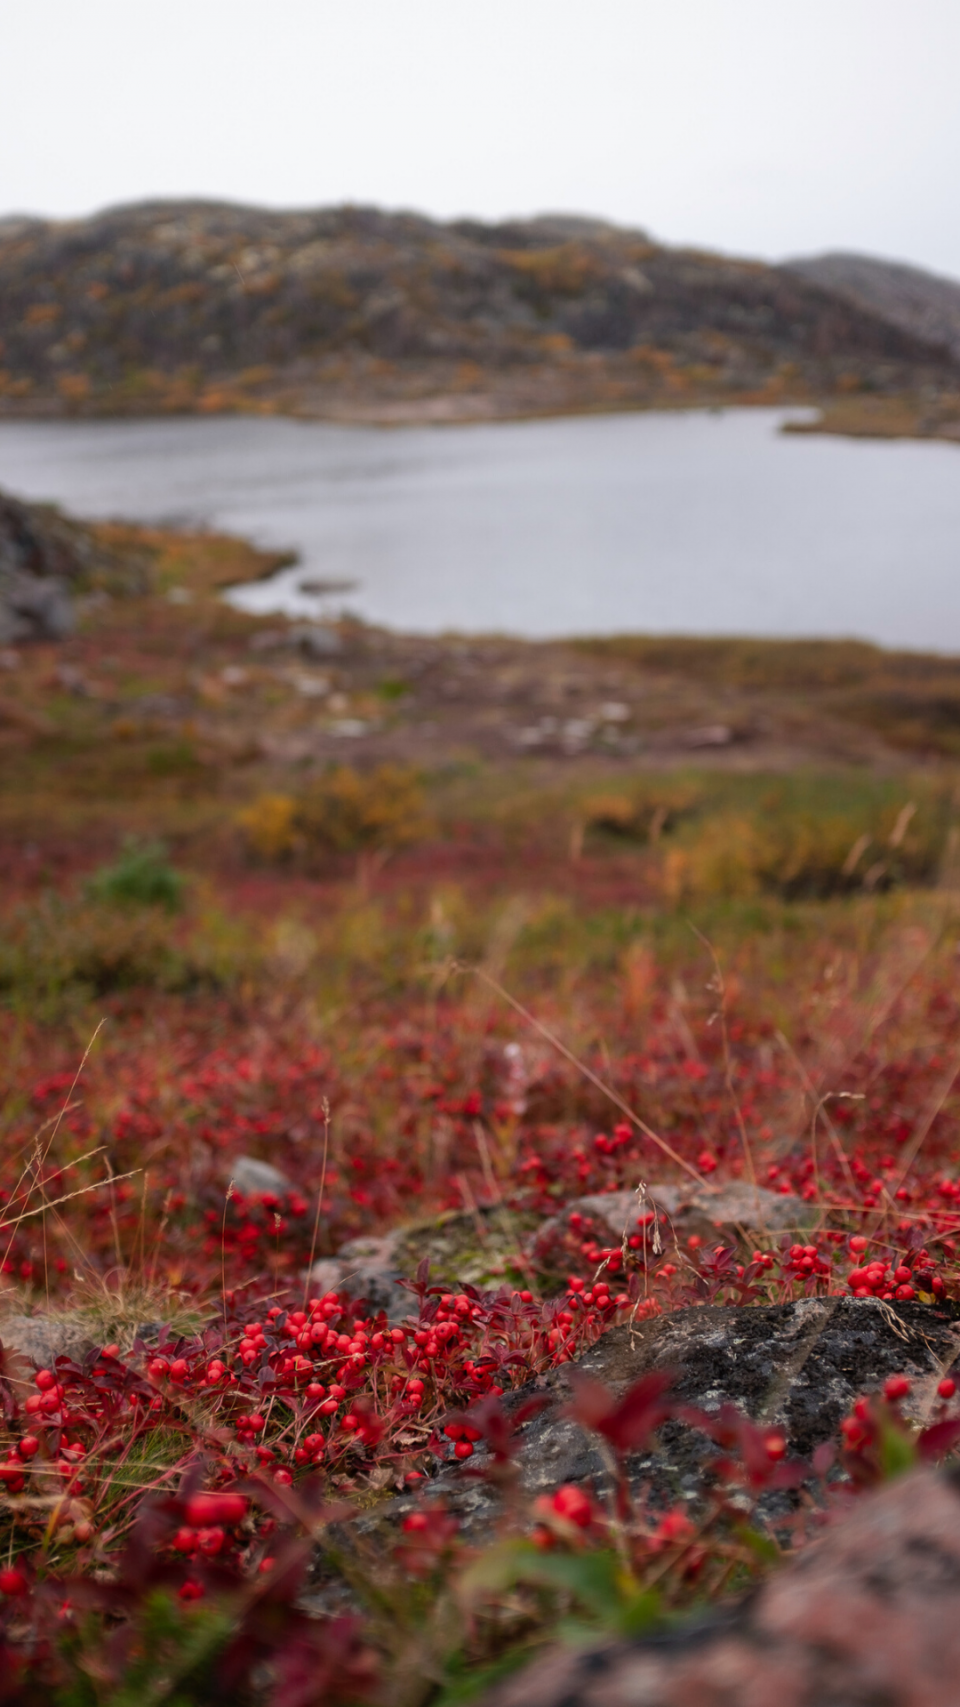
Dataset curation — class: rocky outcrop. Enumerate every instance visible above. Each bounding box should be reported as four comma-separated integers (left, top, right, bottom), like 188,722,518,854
370,1299,960,1541
308,1204,540,1321
478,1466,960,1707
533,1179,809,1263
496,1298,960,1497
306,1182,810,1326
0,487,148,642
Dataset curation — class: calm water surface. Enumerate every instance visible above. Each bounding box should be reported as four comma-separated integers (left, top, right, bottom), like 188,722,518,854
0,409,957,648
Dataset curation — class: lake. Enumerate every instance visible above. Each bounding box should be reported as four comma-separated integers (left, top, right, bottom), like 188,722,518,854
0,409,958,649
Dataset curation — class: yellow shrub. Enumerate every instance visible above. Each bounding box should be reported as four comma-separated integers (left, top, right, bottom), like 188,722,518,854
298,765,428,854
237,793,298,859
238,768,429,864
662,815,769,904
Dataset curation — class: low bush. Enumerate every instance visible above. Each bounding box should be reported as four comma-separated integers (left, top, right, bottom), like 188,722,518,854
661,791,951,903
238,765,430,864
86,839,185,910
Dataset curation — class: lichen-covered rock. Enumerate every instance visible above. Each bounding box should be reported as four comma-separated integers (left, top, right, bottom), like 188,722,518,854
532,1179,810,1271
479,1466,960,1707
374,1298,960,1539
502,1297,959,1499
309,1205,538,1320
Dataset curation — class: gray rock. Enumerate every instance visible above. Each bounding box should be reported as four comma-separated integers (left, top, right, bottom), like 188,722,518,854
308,1205,541,1322
534,1179,810,1266
311,1232,410,1319
231,1155,291,1198
0,1313,94,1368
371,1298,960,1538
0,569,73,642
290,623,342,659
0,486,148,645
479,1466,960,1707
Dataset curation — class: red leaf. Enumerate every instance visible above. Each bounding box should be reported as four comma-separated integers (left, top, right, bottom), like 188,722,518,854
566,1370,616,1431
918,1417,960,1461
568,1368,676,1453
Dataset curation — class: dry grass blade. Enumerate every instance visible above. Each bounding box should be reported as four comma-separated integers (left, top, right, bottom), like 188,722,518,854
456,961,708,1188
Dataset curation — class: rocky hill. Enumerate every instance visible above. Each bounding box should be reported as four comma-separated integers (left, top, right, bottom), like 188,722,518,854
0,201,956,423
788,250,960,362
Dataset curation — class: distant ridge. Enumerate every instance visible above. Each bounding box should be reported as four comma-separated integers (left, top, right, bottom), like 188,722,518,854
787,252,960,363
0,201,956,423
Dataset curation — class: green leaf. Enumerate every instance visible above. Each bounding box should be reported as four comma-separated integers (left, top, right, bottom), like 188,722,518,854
462,1540,630,1617
733,1524,780,1565
878,1417,919,1481
432,1645,542,1707
613,1587,663,1637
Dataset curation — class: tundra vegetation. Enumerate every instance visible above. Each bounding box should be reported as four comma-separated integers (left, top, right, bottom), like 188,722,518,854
1,509,960,1703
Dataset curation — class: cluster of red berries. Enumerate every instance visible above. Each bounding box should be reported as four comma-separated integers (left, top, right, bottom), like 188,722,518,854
845,1235,945,1301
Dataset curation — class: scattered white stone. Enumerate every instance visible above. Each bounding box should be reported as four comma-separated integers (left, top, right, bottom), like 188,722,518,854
292,672,330,697
231,1156,291,1198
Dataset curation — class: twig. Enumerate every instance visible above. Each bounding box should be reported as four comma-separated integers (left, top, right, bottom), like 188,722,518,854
452,963,707,1188
303,1098,331,1306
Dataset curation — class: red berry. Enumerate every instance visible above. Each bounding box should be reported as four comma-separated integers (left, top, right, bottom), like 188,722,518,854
453,1440,474,1460
185,1493,248,1527
17,1436,39,1460
551,1485,593,1528
939,1378,957,1399
884,1374,911,1400
34,1370,56,1392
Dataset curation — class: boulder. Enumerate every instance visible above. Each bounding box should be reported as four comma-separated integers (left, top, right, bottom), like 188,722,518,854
0,486,148,643
310,1232,409,1320
0,1312,94,1369
0,568,73,643
309,1204,539,1320
478,1466,960,1707
231,1155,292,1198
375,1298,960,1538
290,623,342,659
532,1179,810,1268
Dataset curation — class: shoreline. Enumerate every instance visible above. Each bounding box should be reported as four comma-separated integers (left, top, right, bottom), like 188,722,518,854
1,391,958,446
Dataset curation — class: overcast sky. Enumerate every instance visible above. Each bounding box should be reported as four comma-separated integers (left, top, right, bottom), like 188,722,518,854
4,0,960,278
